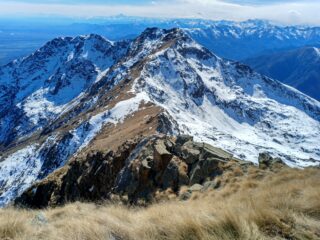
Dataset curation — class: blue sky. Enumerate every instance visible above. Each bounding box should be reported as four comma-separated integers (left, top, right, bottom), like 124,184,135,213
1,0,320,25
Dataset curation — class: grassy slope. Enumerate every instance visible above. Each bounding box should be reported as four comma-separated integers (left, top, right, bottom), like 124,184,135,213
0,166,319,240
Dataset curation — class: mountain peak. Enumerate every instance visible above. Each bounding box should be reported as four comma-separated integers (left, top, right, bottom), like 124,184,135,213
74,33,113,45
126,27,198,64
138,27,189,43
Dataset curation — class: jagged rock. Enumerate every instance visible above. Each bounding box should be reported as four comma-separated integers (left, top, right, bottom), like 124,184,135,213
16,139,140,208
162,156,189,190
176,135,193,146
154,139,171,156
190,157,222,185
16,135,252,208
180,141,200,164
161,158,180,190
154,139,173,168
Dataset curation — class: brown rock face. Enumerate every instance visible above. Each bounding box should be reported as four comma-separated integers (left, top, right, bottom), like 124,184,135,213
16,135,249,208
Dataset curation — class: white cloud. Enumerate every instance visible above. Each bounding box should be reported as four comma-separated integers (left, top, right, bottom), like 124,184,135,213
0,0,320,25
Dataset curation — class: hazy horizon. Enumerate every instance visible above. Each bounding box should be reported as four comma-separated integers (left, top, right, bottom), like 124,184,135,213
0,0,320,25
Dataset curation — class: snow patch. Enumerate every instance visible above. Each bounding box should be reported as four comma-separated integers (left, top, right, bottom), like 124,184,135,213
67,51,74,61
68,92,151,155
0,145,41,206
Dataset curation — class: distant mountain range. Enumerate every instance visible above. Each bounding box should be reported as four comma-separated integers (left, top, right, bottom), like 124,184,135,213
2,18,320,64
244,46,320,101
0,28,319,206
187,20,320,60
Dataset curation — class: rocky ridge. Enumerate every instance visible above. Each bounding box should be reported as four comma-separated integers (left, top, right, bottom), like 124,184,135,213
16,135,258,208
0,28,319,206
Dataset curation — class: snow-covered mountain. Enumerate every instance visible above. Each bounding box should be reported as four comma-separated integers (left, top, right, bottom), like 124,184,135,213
187,20,320,60
244,46,320,101
0,28,319,206
0,34,128,148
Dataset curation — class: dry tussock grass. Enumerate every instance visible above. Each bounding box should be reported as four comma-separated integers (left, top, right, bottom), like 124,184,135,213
0,167,319,240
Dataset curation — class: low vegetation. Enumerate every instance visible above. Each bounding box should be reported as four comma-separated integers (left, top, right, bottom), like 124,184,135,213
1,166,319,240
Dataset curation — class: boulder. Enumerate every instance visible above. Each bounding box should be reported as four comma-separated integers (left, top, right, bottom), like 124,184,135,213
176,135,193,146
189,157,221,185
189,184,203,192
161,156,190,190
200,143,233,161
161,157,180,190
154,139,173,168
180,141,200,164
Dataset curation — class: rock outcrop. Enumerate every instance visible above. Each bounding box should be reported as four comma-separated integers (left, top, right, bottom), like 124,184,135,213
16,135,251,208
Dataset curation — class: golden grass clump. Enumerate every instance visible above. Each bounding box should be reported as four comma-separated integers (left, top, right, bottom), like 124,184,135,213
0,167,319,240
